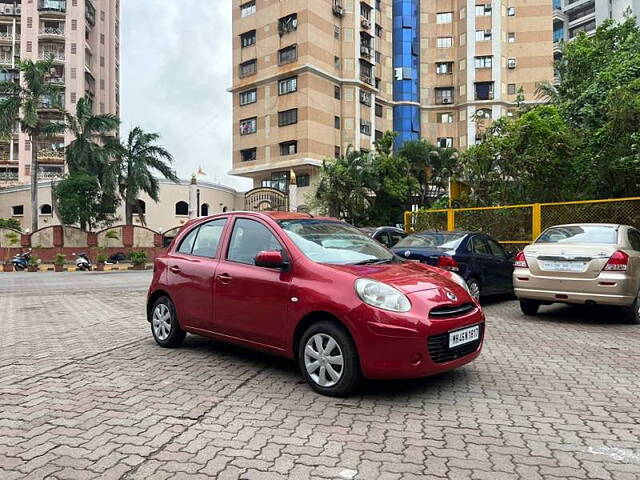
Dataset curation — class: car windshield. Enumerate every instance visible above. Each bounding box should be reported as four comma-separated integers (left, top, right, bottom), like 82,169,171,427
536,225,618,244
395,232,467,249
279,219,395,265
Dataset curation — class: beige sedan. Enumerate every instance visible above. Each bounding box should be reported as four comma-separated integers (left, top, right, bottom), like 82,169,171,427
513,224,640,323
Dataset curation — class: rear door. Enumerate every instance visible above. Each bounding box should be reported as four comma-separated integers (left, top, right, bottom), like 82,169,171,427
486,237,514,292
469,235,502,294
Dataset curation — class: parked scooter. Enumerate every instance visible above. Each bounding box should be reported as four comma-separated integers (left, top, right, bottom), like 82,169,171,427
11,250,32,271
73,252,92,271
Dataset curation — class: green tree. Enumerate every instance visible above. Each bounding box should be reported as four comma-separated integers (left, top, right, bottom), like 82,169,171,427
0,218,21,230
54,173,119,231
0,58,66,232
115,127,179,225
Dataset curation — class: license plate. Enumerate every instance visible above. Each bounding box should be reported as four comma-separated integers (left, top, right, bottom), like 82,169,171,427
449,325,480,349
539,260,587,272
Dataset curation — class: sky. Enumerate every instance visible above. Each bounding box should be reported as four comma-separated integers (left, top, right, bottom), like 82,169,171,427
120,1,251,190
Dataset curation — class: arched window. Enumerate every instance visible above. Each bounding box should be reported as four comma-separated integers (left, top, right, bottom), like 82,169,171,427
175,201,189,216
40,204,52,215
201,203,209,216
135,199,146,215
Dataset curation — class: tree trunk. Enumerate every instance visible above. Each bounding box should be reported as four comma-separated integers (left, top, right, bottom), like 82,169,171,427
125,201,133,225
30,135,39,233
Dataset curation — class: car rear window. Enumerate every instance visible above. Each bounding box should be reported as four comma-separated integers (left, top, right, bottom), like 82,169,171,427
536,226,618,244
395,233,466,249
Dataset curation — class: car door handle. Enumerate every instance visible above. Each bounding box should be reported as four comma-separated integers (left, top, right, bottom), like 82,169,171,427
217,273,232,284
170,265,181,273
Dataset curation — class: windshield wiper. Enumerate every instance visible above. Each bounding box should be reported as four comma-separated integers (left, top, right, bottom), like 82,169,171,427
353,258,395,265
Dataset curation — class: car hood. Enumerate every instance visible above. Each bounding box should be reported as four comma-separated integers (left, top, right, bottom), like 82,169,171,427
325,261,458,294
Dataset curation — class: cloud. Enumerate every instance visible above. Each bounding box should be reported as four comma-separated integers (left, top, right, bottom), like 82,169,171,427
120,0,250,190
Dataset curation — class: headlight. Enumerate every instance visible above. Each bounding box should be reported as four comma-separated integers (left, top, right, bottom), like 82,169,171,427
355,278,411,312
450,273,471,294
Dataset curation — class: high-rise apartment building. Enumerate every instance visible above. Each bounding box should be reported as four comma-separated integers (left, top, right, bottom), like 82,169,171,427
231,1,553,205
0,0,120,187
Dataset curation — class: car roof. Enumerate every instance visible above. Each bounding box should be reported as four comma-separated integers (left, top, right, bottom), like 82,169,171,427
544,223,623,229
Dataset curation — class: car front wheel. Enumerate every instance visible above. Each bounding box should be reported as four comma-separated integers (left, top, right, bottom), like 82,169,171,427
467,278,481,302
298,321,362,397
520,299,541,316
150,296,186,348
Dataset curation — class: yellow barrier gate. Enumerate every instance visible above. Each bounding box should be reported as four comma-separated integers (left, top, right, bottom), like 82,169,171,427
404,197,640,250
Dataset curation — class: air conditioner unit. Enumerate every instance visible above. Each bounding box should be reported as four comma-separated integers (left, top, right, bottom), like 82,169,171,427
333,1,344,16
442,98,452,104
361,18,371,29
15,6,21,14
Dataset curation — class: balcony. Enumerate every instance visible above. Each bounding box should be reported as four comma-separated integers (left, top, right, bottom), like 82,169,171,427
39,95,65,110
39,49,65,63
0,170,19,181
0,30,19,42
39,0,67,14
360,73,373,85
37,149,65,163
38,167,64,179
39,26,65,39
360,44,372,59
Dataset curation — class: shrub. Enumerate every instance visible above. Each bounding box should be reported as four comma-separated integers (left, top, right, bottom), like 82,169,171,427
130,251,147,267
54,253,66,266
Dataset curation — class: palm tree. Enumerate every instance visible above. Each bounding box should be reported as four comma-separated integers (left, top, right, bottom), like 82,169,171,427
0,58,66,232
115,127,179,225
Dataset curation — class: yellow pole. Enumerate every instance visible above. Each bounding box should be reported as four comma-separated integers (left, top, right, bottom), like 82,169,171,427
447,209,455,231
403,211,413,233
532,204,541,242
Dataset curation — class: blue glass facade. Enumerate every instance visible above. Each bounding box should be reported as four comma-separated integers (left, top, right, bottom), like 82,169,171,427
392,0,421,148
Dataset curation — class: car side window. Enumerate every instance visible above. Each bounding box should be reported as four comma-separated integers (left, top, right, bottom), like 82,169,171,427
177,226,200,255
487,238,507,259
628,230,640,251
376,232,392,248
227,219,283,265
388,231,405,247
191,219,227,258
471,236,491,255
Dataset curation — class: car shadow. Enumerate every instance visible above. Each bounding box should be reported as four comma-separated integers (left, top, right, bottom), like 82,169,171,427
532,303,633,325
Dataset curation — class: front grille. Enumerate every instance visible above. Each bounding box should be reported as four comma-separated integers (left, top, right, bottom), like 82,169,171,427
427,323,484,364
429,303,476,318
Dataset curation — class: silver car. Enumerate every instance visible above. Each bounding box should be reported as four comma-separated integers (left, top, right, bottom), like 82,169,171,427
513,224,640,323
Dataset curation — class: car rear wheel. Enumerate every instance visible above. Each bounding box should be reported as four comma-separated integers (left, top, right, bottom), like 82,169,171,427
520,299,540,316
467,278,481,302
298,321,362,397
624,295,640,324
150,296,186,348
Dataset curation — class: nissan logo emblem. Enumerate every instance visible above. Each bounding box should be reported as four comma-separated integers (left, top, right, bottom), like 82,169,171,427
446,291,458,302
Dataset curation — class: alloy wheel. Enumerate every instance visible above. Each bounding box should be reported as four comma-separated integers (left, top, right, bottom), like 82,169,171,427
304,333,344,387
152,303,172,341
468,280,481,301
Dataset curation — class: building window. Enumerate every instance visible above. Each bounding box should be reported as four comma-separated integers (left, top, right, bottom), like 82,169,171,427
375,51,381,64
239,89,257,106
12,205,23,216
436,12,453,24
474,56,492,69
375,103,383,117
334,56,341,70
278,44,298,65
278,76,297,95
279,13,298,36
508,32,516,43
507,58,517,69
507,7,516,16
435,87,454,105
278,108,298,127
475,4,492,16
507,83,517,95
437,37,453,48
437,137,454,148
436,62,453,74
264,171,289,192
334,116,341,129
280,140,298,156
135,199,147,215
375,77,381,89
40,204,53,215
360,120,371,136
375,130,383,142
240,30,256,48
334,85,341,99
375,24,382,37
200,204,209,217
475,82,494,100
239,117,257,135
475,29,491,41
375,0,381,11
361,2,372,20
175,201,189,216
360,90,372,106
334,146,341,157
334,25,340,40
241,147,257,162
439,112,454,124
239,59,257,78
240,1,256,18
298,174,310,187
361,61,373,83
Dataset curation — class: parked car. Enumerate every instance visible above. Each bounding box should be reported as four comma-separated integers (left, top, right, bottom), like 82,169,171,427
107,252,127,264
147,212,485,396
513,223,640,323
392,231,514,301
359,226,407,248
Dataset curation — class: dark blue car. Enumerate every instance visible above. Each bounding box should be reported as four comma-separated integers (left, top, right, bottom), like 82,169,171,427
392,231,514,301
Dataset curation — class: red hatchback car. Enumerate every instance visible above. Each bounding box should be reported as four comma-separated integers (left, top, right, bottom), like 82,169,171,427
147,212,485,396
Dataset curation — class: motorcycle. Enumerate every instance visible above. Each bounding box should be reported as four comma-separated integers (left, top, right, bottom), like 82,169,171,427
73,252,92,271
11,250,32,271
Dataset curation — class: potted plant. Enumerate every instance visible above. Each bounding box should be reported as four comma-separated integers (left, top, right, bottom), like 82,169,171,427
96,249,107,272
54,253,66,272
27,254,40,272
130,251,147,270
3,231,20,272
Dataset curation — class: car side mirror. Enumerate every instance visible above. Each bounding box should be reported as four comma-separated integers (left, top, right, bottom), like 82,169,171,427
255,250,288,269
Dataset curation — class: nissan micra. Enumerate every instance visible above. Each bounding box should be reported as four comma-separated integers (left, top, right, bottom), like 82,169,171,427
147,212,485,396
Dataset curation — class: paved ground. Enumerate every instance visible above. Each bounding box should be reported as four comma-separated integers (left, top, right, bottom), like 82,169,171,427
1,272,639,480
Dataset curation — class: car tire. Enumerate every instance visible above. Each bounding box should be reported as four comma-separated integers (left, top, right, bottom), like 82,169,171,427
467,278,481,302
150,296,186,348
624,296,640,324
520,299,540,316
298,321,362,397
